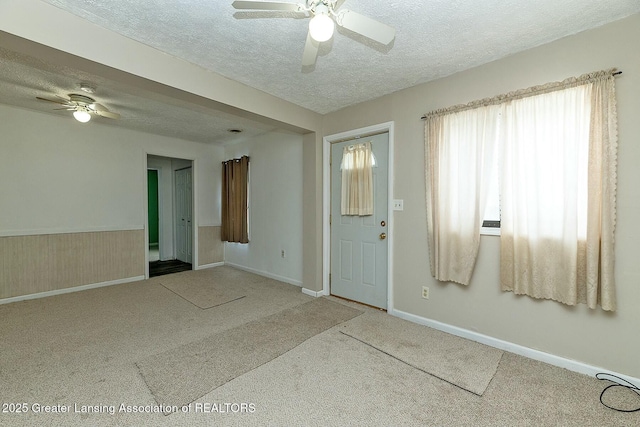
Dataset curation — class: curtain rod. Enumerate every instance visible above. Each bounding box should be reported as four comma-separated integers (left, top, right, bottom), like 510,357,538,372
420,70,623,120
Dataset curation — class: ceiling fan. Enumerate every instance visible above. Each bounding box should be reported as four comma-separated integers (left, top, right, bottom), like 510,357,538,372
36,93,121,123
232,0,396,67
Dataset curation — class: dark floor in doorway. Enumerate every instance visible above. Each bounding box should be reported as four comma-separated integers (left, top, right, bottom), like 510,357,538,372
149,259,192,278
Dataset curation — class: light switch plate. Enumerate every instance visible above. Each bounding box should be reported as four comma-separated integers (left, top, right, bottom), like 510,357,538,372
393,199,404,211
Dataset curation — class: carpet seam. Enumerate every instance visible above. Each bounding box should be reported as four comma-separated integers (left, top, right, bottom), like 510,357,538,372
158,282,246,310
202,295,246,310
133,361,174,417
339,330,488,397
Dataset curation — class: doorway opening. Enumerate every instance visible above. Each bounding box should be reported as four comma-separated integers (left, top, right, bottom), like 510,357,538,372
146,155,194,278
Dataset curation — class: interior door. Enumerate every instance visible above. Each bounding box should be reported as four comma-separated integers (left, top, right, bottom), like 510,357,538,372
175,167,193,264
330,133,388,308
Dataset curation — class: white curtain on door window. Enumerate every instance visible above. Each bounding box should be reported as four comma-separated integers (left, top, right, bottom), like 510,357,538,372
341,141,374,216
424,105,500,285
499,73,618,310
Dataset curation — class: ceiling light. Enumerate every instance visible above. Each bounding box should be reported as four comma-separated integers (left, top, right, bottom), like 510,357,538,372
73,110,91,123
309,5,334,42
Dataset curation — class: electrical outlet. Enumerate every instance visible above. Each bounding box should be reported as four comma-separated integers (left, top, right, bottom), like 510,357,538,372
281,250,286,258
422,286,430,299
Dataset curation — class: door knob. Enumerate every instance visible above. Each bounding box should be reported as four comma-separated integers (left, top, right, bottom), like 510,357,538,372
379,232,387,240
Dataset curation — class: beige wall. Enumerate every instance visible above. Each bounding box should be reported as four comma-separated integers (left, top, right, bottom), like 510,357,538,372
302,132,324,292
323,14,640,378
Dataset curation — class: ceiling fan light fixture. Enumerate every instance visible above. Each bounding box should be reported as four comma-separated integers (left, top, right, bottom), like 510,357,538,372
309,6,334,42
73,109,91,123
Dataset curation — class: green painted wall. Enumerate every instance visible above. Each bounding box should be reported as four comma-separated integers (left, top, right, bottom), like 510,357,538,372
147,170,159,245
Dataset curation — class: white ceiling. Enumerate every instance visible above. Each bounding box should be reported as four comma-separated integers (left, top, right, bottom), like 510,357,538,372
1,0,639,144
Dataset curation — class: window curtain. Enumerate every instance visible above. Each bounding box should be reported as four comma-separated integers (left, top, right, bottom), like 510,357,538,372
424,106,500,285
341,141,374,216
221,156,249,243
423,69,618,310
500,72,618,310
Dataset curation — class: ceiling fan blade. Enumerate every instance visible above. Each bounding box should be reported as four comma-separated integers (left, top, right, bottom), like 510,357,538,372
336,10,396,45
301,31,319,67
334,0,347,10
232,1,302,11
36,96,71,106
53,107,76,111
90,103,109,112
94,110,120,120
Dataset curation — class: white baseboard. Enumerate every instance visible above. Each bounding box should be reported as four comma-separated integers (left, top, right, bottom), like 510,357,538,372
390,308,640,387
302,288,327,297
0,276,145,306
224,262,302,287
196,261,225,270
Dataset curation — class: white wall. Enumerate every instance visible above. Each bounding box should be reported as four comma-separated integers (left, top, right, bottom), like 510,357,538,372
224,131,304,286
1,104,223,241
322,14,640,378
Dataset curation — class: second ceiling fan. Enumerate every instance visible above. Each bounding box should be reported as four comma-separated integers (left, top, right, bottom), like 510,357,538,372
232,0,396,67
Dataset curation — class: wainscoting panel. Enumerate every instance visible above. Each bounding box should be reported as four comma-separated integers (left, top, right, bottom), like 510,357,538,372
198,226,224,267
0,230,145,299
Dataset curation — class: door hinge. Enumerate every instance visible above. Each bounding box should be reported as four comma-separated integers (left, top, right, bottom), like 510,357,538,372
329,273,331,284
330,214,332,225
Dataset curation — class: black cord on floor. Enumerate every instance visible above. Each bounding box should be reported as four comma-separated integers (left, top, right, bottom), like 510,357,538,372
596,372,640,412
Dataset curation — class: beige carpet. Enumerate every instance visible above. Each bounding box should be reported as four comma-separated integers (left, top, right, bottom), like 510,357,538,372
158,269,246,309
136,297,362,411
339,310,503,395
2,266,638,426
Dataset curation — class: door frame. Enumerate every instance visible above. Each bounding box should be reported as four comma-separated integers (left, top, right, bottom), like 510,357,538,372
322,121,395,310
144,152,197,279
147,167,162,260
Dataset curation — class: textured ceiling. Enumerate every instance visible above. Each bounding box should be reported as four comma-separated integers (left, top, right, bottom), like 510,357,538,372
1,1,639,144
0,46,280,145
40,0,640,114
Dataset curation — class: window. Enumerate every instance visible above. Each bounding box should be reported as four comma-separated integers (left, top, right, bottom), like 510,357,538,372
340,141,375,216
481,116,502,235
424,69,619,310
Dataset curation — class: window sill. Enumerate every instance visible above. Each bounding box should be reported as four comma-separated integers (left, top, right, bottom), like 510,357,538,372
481,227,501,236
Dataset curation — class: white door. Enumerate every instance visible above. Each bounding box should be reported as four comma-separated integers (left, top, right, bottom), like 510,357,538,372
175,167,193,264
331,133,388,308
